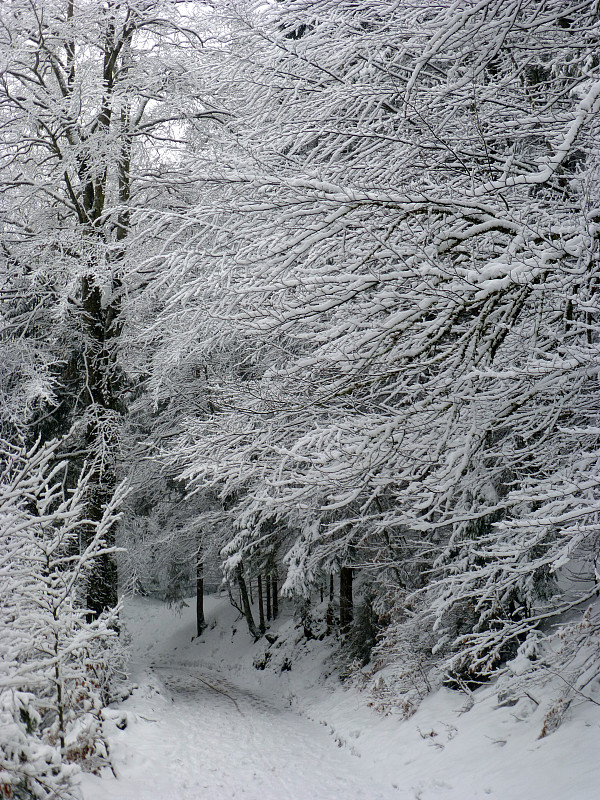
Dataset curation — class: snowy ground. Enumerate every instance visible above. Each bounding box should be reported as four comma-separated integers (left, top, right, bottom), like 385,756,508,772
80,594,600,800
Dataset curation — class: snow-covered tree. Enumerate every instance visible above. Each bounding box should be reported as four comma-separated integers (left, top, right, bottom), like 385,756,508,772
154,0,600,683
0,437,125,797
0,0,225,615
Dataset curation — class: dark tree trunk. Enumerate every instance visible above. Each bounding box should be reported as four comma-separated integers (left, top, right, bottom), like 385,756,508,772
54,635,65,752
326,573,335,634
86,550,118,621
271,571,279,619
266,572,272,621
196,558,205,636
85,482,118,622
300,598,314,640
339,566,354,632
71,22,133,622
237,566,261,640
257,574,266,633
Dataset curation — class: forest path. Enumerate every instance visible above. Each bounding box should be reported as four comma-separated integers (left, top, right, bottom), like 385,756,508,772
81,596,401,800
149,660,398,800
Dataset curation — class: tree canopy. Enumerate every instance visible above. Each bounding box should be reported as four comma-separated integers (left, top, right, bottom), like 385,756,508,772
1,3,600,786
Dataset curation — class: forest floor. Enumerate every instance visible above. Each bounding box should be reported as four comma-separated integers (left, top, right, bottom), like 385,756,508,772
80,594,600,800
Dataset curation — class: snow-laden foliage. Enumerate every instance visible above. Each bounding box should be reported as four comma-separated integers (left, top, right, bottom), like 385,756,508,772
147,0,600,686
495,606,600,738
0,0,227,616
1,0,598,734
0,439,125,798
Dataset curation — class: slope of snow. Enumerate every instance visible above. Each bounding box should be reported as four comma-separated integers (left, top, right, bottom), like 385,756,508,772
80,594,600,800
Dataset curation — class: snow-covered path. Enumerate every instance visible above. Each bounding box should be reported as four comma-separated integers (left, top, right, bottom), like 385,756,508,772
149,661,397,799
81,597,400,800
81,594,600,800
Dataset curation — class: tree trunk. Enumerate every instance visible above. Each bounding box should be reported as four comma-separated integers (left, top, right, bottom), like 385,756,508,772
237,566,261,640
54,634,65,752
73,18,133,622
86,549,118,621
266,572,272,621
271,571,279,619
196,558,205,636
85,482,118,622
81,281,120,622
326,573,335,634
339,566,353,632
257,574,266,633
77,21,126,619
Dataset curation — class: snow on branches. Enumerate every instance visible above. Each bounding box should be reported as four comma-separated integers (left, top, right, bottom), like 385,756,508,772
138,0,600,708
0,439,126,797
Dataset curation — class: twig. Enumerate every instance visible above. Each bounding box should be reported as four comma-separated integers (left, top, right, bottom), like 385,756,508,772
542,667,600,707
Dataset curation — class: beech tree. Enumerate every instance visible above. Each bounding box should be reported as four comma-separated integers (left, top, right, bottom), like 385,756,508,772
3,0,597,730
0,0,222,615
155,0,600,680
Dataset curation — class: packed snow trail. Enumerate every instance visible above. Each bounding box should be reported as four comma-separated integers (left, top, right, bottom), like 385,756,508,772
81,596,400,800
148,662,397,799
81,595,600,800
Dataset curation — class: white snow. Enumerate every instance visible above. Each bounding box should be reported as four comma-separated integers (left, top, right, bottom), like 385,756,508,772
80,594,600,800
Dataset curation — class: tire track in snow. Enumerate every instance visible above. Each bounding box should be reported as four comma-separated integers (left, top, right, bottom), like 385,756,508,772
157,665,243,713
